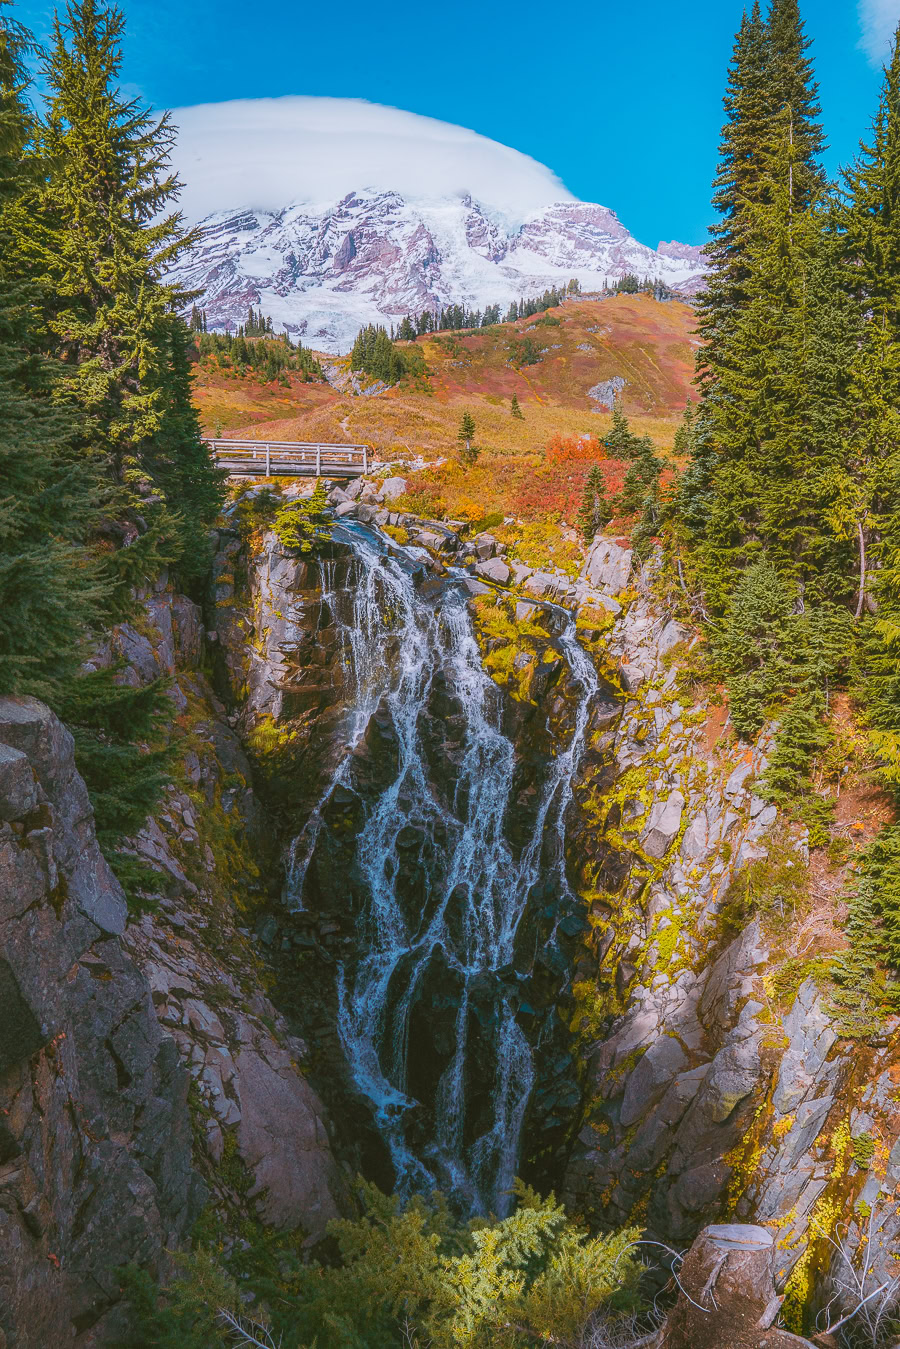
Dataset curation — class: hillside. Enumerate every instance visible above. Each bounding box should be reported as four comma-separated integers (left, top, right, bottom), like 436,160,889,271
194,292,699,460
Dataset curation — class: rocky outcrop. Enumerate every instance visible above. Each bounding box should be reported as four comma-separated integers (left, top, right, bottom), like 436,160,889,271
0,698,201,1348
102,575,349,1240
562,581,900,1332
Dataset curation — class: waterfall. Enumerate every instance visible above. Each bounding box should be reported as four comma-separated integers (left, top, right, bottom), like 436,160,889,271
292,528,600,1214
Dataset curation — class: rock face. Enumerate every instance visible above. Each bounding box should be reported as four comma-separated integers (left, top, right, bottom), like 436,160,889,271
0,698,200,1348
0,564,349,1349
102,572,348,1242
582,536,633,594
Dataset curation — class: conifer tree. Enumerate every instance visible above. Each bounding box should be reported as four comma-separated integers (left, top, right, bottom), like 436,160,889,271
0,0,111,699
457,411,478,466
577,465,611,542
510,393,523,419
35,0,222,597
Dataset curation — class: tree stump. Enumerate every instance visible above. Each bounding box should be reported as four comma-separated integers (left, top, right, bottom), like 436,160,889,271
659,1224,817,1349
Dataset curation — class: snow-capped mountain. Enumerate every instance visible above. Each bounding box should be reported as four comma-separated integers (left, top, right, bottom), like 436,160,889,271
167,97,706,353
171,192,706,352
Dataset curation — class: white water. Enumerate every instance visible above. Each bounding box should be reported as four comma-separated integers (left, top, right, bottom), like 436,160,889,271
292,530,600,1214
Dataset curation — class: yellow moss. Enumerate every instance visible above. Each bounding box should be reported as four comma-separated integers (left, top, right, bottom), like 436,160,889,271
772,1114,796,1143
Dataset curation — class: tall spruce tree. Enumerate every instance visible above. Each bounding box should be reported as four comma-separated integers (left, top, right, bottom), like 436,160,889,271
0,0,110,699
35,0,222,598
696,2,771,388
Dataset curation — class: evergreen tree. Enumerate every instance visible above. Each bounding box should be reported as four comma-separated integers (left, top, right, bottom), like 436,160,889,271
510,392,523,419
457,411,478,466
696,3,772,388
35,0,223,597
577,465,611,541
0,0,110,699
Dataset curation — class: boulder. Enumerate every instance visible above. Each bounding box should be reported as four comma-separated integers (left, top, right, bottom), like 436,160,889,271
381,476,407,501
524,571,560,599
657,619,689,657
473,532,498,560
510,562,533,585
462,578,491,596
619,662,645,693
356,503,379,524
583,537,633,593
327,486,349,505
641,790,684,859
343,478,365,501
475,558,511,584
334,500,357,518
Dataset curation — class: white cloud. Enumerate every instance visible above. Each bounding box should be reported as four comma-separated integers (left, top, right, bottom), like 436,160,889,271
859,0,900,64
169,96,575,227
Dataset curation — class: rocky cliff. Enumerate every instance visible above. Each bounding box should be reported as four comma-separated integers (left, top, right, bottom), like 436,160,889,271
5,490,899,1343
0,697,198,1347
209,491,900,1337
0,569,348,1346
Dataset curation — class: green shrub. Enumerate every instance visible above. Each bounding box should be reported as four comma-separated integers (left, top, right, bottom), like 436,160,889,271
272,483,332,553
125,1179,644,1349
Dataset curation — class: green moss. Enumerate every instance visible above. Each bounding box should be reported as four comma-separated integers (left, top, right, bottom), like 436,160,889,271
851,1131,876,1169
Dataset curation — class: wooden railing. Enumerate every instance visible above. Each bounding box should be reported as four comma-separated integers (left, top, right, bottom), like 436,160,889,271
205,438,369,477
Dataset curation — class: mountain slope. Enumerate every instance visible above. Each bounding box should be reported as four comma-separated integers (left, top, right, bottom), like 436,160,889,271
172,193,706,353
194,293,699,458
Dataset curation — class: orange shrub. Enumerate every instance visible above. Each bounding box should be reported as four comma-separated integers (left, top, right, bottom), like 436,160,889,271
545,434,605,466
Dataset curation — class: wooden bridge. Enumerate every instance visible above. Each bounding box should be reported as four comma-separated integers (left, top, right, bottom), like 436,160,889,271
206,438,370,478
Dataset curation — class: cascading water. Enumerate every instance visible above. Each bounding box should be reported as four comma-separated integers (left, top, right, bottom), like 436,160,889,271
291,527,600,1214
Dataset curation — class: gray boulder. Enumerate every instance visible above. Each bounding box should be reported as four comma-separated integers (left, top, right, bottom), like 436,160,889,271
475,558,511,584
641,790,684,859
381,476,407,501
583,537,633,593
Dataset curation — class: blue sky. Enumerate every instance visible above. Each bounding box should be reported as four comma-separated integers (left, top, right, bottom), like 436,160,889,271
12,0,900,246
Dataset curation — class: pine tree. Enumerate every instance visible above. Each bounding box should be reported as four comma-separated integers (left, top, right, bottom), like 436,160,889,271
0,0,110,699
696,3,772,388
577,465,611,542
457,411,478,466
35,0,223,597
510,393,523,419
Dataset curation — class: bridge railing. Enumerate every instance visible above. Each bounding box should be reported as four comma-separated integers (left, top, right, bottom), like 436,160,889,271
205,438,369,476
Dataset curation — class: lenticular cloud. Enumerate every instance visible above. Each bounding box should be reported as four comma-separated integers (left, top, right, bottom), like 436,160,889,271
169,96,575,227
858,0,900,65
